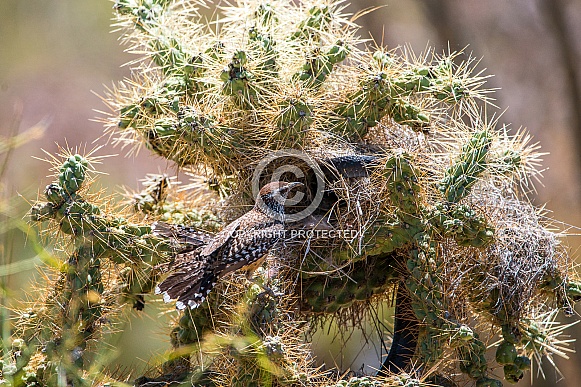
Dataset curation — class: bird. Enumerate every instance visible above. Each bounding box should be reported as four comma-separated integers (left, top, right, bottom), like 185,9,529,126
154,181,303,310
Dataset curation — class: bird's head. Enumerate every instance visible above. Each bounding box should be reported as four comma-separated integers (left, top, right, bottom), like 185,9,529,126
255,181,303,218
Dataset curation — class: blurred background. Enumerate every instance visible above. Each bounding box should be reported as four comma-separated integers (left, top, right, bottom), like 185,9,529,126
1,0,580,385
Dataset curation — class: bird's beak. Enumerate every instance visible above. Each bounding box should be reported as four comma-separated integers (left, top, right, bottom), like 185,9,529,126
286,182,304,190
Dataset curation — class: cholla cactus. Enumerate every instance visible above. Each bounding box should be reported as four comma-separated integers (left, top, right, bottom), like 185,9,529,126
2,0,580,386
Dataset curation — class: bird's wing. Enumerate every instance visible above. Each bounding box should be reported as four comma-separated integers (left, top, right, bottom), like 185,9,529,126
214,222,283,274
199,217,242,257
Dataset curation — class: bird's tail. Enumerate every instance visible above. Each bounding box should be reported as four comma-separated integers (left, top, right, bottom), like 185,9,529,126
151,221,212,249
155,259,217,309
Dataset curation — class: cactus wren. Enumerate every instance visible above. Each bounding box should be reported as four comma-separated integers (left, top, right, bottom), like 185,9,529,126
155,181,302,309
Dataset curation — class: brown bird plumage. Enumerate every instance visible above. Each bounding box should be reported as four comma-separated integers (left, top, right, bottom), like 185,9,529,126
154,181,302,309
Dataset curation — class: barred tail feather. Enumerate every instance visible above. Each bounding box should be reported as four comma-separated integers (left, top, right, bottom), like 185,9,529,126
155,259,206,307
155,270,202,303
151,221,212,248
176,270,217,309
155,260,219,309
